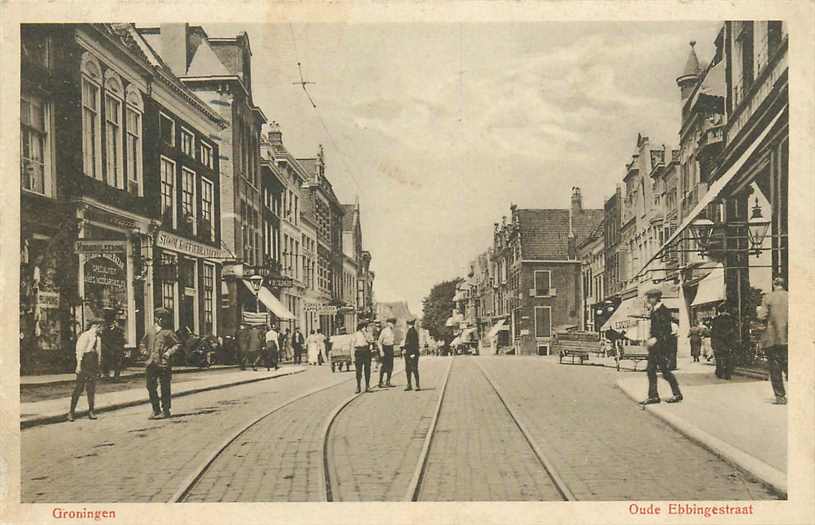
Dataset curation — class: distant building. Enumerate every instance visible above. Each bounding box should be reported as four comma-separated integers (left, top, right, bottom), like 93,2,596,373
491,188,603,355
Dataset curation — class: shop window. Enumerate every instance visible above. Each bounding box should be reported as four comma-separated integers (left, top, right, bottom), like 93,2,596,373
104,70,124,190
160,157,176,228
181,128,194,157
203,263,215,335
81,53,103,181
21,92,52,196
125,86,143,196
160,112,175,147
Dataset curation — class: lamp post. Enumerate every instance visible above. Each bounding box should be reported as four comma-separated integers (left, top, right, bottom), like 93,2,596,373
689,218,715,256
747,198,771,257
249,274,263,313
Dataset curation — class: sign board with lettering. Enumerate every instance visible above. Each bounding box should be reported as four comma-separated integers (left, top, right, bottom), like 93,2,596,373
304,303,338,315
155,231,225,260
82,248,128,325
266,277,294,289
75,240,127,254
37,291,60,309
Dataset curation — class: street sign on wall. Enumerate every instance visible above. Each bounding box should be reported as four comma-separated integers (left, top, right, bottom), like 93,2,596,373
266,277,294,289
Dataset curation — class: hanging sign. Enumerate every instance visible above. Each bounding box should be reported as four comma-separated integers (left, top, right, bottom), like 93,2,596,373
304,303,338,314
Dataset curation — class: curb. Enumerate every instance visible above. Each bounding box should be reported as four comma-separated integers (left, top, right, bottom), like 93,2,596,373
21,367,306,430
21,365,243,388
615,378,787,498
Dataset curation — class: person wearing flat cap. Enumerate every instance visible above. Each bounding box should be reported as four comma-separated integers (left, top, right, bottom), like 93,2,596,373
758,277,788,404
640,287,682,405
140,307,180,419
402,319,421,391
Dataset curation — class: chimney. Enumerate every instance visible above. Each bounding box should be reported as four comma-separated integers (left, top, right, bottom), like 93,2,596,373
160,24,189,76
268,121,283,145
571,186,582,214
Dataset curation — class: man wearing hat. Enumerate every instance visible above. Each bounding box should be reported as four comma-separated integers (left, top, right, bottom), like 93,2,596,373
351,321,374,393
99,307,126,381
377,318,396,388
711,301,737,380
641,287,682,405
402,319,421,391
758,277,789,404
140,307,180,419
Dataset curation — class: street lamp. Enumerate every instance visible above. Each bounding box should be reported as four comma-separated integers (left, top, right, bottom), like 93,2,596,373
747,198,771,257
689,218,715,256
248,274,263,313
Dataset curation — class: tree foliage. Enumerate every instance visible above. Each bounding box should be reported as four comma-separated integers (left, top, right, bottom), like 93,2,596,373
421,278,462,343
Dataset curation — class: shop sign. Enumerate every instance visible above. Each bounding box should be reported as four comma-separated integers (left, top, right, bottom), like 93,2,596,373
304,303,338,314
37,291,60,309
75,240,127,254
156,231,224,260
82,251,128,320
266,277,294,289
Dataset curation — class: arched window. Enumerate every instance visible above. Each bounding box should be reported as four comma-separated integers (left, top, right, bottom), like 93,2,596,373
125,85,144,195
80,53,102,180
103,70,124,190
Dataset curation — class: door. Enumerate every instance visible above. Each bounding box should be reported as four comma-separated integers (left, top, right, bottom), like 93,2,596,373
181,294,195,333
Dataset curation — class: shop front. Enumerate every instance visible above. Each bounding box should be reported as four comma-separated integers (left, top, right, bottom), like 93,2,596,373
153,230,224,337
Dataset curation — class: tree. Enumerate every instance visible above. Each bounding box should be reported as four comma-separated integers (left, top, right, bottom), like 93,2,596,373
421,278,462,343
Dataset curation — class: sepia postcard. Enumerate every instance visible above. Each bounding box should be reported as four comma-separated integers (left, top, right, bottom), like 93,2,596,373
0,1,813,524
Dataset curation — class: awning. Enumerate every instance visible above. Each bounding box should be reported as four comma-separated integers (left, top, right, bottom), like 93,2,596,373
691,264,725,307
242,311,268,326
487,319,508,339
635,107,785,279
240,280,296,320
601,297,645,332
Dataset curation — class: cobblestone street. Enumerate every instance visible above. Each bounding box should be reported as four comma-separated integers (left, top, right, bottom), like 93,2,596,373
21,356,781,503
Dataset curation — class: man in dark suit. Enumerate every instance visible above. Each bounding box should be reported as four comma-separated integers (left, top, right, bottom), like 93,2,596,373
641,288,682,405
711,301,737,380
141,308,180,419
403,319,421,391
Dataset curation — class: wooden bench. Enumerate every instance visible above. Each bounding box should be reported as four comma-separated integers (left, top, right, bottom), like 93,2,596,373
555,334,604,365
615,345,650,371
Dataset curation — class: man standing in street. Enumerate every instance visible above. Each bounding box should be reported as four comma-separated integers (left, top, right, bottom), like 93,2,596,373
640,288,682,405
141,308,180,419
352,321,373,393
759,277,789,404
100,307,126,381
711,301,737,380
67,319,103,421
403,319,421,391
247,323,262,371
377,318,396,388
236,323,251,370
264,324,280,371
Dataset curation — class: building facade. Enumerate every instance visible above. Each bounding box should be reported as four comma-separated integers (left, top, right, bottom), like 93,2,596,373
20,23,226,372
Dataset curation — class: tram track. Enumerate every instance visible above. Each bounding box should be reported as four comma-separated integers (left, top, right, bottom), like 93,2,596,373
171,362,405,502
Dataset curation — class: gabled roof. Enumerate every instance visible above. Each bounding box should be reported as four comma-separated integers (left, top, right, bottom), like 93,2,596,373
517,208,603,260
341,204,357,231
186,36,231,77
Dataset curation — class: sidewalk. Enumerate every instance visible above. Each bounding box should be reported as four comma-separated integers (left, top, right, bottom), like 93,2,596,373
615,357,787,497
21,364,241,386
21,365,306,429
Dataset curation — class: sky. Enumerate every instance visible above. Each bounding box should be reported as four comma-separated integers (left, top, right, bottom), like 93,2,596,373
214,21,723,316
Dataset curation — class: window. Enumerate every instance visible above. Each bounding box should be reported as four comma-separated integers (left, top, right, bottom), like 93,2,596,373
181,128,194,157
20,93,50,196
160,157,176,228
104,71,124,189
535,306,552,338
203,264,215,335
160,112,175,146
201,177,214,241
160,253,177,314
181,168,197,235
534,270,552,296
200,142,213,169
81,53,102,180
22,33,51,70
125,86,143,195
